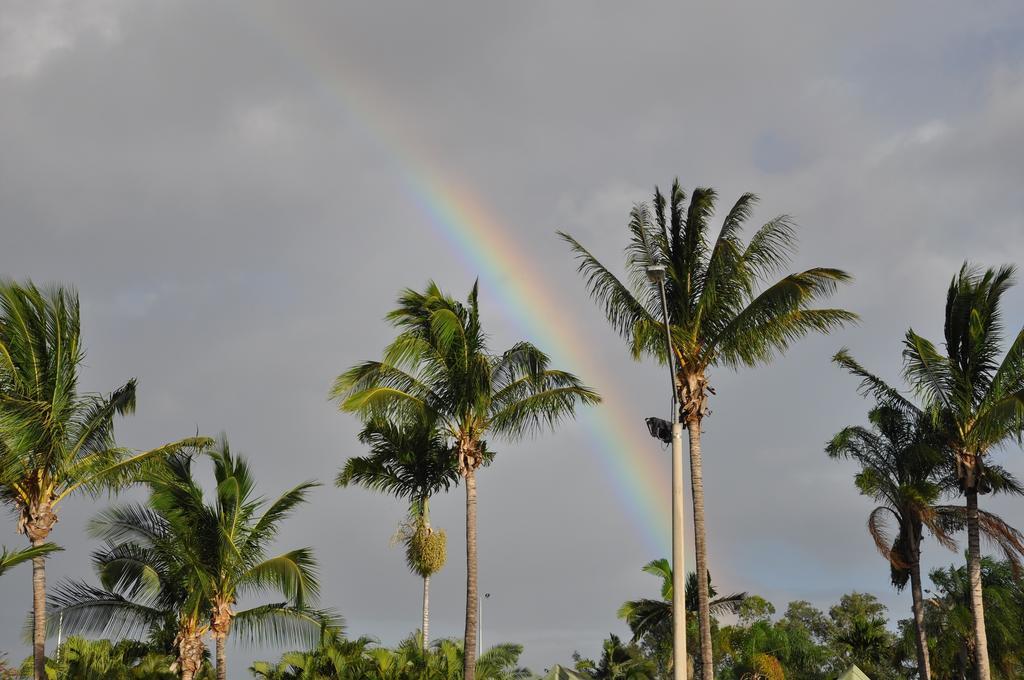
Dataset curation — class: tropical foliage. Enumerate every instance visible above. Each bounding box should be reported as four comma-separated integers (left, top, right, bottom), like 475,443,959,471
561,181,856,678
916,557,1024,679
21,636,214,680
251,630,532,680
47,441,333,680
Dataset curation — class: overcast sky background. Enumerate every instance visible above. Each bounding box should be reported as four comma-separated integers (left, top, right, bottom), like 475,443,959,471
2,1,1024,675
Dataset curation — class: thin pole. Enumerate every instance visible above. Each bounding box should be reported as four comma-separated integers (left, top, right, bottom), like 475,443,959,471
56,612,63,679
477,593,489,655
657,278,678,418
671,421,686,680
656,276,687,680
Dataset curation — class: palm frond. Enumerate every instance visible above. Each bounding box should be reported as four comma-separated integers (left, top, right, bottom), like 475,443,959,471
489,385,600,440
903,330,954,412
832,349,921,415
243,549,320,607
47,580,164,640
230,604,340,649
57,436,213,503
558,231,656,340
0,542,61,576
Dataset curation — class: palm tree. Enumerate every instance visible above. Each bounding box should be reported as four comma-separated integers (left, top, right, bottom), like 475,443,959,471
827,405,951,680
836,264,1024,680
49,443,333,680
618,558,746,677
332,281,600,680
50,527,212,680
619,559,748,638
905,264,1024,680
561,181,856,676
338,416,461,646
0,280,209,680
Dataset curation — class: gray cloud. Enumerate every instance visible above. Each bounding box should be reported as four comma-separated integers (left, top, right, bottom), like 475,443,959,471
1,0,1023,673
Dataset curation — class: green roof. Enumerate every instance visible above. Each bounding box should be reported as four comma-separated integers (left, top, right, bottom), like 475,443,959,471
540,665,590,680
837,665,871,680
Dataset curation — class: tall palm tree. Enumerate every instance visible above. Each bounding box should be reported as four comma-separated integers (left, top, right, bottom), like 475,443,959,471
49,443,333,680
0,280,209,680
827,405,951,680
561,181,856,676
904,265,1024,680
338,416,461,646
332,281,600,680
836,264,1024,680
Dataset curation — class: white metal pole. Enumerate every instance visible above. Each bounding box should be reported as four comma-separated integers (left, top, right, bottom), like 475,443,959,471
671,421,686,680
478,592,489,659
654,272,687,680
56,612,63,679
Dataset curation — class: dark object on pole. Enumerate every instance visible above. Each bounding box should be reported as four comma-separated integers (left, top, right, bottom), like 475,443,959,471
646,417,673,445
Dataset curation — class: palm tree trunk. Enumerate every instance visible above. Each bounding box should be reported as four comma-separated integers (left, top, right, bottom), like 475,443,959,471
463,468,478,680
422,498,431,649
965,489,990,680
31,539,47,680
908,538,931,680
686,422,714,680
215,634,226,680
423,573,431,648
176,626,204,680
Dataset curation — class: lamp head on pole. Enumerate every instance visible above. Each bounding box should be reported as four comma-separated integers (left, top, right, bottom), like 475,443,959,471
646,263,667,285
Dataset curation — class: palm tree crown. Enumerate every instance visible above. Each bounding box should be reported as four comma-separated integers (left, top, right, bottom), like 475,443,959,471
828,406,955,586
332,281,599,465
902,264,1024,492
560,182,855,419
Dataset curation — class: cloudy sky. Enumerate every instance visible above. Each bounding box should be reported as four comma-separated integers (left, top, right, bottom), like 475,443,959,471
2,0,1024,674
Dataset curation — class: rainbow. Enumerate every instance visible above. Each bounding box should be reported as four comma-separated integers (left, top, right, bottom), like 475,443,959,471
245,7,672,555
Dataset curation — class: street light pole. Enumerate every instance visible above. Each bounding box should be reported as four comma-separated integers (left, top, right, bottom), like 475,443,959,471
647,263,687,680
